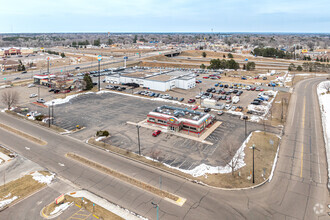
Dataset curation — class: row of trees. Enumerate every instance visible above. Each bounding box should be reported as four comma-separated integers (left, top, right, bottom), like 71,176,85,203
253,47,293,59
201,59,240,70
17,60,26,71
46,50,65,58
202,52,233,59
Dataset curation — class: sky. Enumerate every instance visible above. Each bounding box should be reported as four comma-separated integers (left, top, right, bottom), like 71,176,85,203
0,0,329,33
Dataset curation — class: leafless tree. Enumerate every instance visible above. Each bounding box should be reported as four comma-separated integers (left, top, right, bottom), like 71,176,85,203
322,82,330,93
1,90,19,110
225,143,244,176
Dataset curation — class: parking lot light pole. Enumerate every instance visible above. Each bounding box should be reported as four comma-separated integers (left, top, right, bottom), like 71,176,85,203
97,55,102,91
250,144,260,184
52,101,55,125
244,118,247,137
136,125,141,155
151,202,159,220
48,105,51,127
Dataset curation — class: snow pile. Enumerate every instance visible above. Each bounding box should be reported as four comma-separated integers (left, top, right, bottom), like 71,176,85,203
95,136,106,141
226,110,243,116
45,93,84,106
317,81,330,188
158,132,254,177
50,202,72,215
31,171,55,184
0,196,18,209
69,190,143,220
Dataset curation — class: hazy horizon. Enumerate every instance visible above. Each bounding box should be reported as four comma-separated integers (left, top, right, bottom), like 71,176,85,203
0,0,329,33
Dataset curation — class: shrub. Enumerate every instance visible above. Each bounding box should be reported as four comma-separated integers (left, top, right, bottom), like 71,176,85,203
96,130,109,137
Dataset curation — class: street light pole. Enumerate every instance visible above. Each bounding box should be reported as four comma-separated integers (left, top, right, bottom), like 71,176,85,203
48,105,51,127
151,202,159,220
199,87,202,105
136,125,141,155
250,144,260,184
97,55,102,92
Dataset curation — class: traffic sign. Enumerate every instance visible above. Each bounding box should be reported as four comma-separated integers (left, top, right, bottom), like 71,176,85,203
47,57,50,61
97,55,102,61
124,56,128,60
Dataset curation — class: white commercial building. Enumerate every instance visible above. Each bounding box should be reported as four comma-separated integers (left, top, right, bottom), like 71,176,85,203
105,68,196,92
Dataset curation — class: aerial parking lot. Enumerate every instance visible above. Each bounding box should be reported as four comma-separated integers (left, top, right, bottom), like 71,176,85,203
26,91,280,172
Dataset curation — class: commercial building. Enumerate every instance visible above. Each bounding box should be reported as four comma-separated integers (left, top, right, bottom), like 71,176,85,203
105,68,196,92
147,105,215,133
0,60,19,71
0,47,38,57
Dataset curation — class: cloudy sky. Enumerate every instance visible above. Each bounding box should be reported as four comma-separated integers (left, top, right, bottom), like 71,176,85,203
0,0,329,33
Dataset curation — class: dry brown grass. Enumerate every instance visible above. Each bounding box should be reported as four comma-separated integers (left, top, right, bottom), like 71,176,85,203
43,195,123,220
0,122,47,145
268,91,291,126
88,132,279,188
0,145,14,158
194,132,280,188
0,171,50,207
66,153,179,201
5,110,66,133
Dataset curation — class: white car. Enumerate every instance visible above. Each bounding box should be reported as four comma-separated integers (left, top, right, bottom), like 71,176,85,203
225,104,232,110
29,93,38,98
28,84,36,88
37,98,45,103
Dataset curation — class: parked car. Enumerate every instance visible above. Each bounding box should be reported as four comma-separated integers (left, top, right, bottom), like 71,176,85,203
152,130,161,137
21,71,27,74
188,98,196,103
192,106,198,110
204,108,211,112
203,76,209,79
263,77,267,80
36,98,45,103
28,84,35,88
225,104,232,110
29,93,38,98
179,98,184,102
14,77,21,80
251,101,261,105
217,110,224,115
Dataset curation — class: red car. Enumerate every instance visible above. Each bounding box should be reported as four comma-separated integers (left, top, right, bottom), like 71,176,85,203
203,76,209,79
188,99,196,103
192,105,198,110
152,130,161,137
260,88,264,91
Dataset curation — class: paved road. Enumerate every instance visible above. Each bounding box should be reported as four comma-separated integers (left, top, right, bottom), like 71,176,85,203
0,77,329,219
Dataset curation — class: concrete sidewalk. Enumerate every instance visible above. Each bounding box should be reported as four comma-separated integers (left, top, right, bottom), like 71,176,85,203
127,120,223,145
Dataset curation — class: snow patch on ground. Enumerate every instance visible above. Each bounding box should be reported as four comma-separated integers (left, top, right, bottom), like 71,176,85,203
69,190,144,220
31,171,55,185
247,90,278,122
95,136,106,141
50,202,72,215
317,81,330,188
0,196,18,209
147,132,254,177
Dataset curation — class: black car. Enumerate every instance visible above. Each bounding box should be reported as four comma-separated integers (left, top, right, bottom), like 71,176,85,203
251,101,261,105
179,98,184,102
206,88,212,92
49,88,55,92
233,90,238,94
224,84,229,88
21,71,27,74
204,108,211,112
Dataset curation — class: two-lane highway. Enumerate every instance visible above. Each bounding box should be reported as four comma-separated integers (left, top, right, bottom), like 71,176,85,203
0,77,329,219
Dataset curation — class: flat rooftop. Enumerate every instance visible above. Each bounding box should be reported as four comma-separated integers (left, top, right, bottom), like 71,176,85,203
152,105,207,121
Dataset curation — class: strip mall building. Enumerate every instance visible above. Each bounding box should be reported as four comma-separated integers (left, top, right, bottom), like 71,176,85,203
147,106,215,133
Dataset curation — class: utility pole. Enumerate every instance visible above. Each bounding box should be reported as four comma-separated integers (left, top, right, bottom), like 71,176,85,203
281,98,284,122
199,87,202,105
136,125,141,155
151,202,159,220
244,118,247,137
47,57,50,83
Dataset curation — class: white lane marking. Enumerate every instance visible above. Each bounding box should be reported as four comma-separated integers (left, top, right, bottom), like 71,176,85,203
290,92,297,127
25,147,30,150
37,201,43,205
58,163,65,167
312,83,322,183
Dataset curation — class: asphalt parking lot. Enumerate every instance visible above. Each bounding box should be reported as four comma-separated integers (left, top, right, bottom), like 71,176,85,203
28,92,280,170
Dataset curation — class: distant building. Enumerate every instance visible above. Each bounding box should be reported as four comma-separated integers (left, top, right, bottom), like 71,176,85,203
0,60,19,71
147,105,215,133
105,68,196,92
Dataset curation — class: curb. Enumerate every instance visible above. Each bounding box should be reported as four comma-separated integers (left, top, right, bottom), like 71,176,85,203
86,137,276,191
